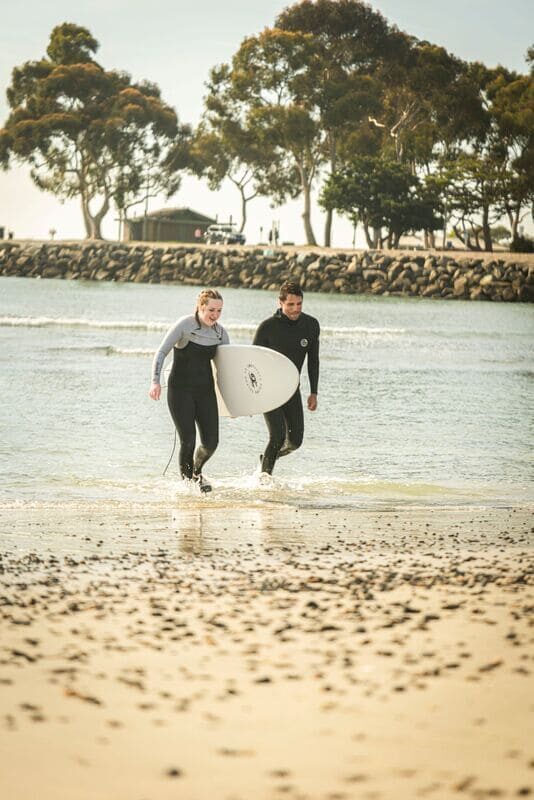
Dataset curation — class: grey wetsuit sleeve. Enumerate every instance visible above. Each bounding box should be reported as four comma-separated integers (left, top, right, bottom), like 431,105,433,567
221,327,230,345
151,318,190,384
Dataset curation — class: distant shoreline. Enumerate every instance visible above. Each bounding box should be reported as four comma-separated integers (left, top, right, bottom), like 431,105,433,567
2,237,533,263
1,239,532,301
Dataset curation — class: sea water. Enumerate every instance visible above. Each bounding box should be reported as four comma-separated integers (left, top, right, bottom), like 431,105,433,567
1,275,533,510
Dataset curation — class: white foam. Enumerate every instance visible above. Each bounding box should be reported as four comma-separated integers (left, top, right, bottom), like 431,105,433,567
1,314,406,339
0,315,170,331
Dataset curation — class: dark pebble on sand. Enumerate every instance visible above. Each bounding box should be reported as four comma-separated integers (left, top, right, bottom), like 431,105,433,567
165,767,182,778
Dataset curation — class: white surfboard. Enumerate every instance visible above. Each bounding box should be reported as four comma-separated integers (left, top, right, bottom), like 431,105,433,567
213,344,299,418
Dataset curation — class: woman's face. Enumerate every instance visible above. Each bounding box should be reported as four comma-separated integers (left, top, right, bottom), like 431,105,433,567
198,299,223,326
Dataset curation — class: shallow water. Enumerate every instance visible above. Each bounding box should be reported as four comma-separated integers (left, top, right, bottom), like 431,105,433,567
1,276,533,510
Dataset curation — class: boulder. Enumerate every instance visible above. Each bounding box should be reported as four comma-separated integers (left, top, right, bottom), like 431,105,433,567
453,276,468,297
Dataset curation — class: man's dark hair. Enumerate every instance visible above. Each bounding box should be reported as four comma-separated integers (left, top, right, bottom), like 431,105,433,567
279,280,303,301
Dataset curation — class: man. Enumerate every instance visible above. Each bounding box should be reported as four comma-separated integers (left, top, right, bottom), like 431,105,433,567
253,280,320,475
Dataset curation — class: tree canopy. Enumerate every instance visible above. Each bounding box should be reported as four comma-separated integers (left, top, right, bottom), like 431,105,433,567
1,8,532,250
0,23,184,238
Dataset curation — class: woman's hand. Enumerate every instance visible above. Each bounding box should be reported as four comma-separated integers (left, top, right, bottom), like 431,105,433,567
149,383,161,401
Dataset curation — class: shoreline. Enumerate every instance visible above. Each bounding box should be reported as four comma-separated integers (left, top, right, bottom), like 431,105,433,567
1,504,533,799
1,239,532,301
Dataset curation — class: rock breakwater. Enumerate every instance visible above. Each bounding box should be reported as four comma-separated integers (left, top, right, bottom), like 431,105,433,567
1,241,532,302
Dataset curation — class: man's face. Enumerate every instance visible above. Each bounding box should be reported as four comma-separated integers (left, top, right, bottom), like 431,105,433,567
279,293,303,320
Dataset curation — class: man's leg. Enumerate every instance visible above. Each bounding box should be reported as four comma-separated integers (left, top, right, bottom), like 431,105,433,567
261,390,304,474
260,406,287,474
277,390,304,458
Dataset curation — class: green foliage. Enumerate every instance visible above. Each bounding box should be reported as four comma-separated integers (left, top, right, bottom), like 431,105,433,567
511,233,534,252
0,23,182,238
200,27,328,244
321,155,442,245
191,57,301,230
47,23,98,65
488,225,511,243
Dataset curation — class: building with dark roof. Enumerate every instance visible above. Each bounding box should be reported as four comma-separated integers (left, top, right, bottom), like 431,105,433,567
124,207,216,243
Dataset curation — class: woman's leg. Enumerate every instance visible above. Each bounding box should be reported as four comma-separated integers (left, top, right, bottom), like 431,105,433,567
192,387,219,475
167,385,196,479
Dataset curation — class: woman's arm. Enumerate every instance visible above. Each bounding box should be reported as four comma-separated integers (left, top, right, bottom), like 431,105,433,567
149,317,189,399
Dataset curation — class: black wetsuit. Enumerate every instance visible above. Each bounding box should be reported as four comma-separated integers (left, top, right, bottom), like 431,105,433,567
253,309,320,474
167,341,219,479
152,315,229,480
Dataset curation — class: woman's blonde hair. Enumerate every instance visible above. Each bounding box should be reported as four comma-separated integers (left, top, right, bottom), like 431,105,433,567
196,288,223,310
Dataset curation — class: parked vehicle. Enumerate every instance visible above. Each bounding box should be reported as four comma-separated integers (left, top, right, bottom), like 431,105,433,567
203,223,246,245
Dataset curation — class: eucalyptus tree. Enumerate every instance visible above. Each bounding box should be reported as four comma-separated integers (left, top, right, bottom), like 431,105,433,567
276,0,394,245
321,155,442,248
204,29,328,245
437,151,506,251
191,66,298,234
367,37,487,167
430,63,533,251
0,23,181,238
485,66,534,242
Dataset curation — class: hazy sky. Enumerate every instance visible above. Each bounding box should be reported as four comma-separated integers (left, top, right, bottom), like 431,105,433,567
1,0,532,246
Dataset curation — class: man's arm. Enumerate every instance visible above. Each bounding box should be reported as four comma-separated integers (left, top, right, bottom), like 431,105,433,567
306,319,320,410
252,318,270,348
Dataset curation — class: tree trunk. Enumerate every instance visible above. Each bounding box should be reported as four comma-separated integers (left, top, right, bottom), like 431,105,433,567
372,227,381,249
81,192,109,240
323,134,336,247
81,195,93,239
295,159,316,246
508,207,520,241
481,205,493,252
301,179,316,246
363,222,373,249
239,187,247,234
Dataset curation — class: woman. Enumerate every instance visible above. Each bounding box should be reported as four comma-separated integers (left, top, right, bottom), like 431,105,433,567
149,289,229,492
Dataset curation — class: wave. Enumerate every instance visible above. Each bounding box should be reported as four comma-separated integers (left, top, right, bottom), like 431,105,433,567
0,315,171,332
2,469,532,512
0,314,406,338
47,344,155,356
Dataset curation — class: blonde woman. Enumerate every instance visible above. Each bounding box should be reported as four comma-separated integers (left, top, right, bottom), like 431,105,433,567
149,289,229,492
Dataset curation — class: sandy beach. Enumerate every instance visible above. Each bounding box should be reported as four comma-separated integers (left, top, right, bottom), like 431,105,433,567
1,503,532,799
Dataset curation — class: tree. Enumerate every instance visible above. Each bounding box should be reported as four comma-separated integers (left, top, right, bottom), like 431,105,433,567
485,69,534,241
276,0,394,246
428,64,533,252
321,155,442,248
0,23,181,239
437,151,506,251
114,112,192,231
367,39,488,168
205,29,327,245
189,66,298,233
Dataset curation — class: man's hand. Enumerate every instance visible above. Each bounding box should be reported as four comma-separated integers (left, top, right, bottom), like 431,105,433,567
149,383,161,400
307,393,318,411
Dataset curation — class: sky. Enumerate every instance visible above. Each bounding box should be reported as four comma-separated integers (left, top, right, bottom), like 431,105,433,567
1,0,532,247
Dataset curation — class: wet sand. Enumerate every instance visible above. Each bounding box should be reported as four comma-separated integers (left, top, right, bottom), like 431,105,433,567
1,503,533,799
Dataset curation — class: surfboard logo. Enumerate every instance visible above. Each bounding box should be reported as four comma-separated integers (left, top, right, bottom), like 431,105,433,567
300,338,308,348
244,363,262,394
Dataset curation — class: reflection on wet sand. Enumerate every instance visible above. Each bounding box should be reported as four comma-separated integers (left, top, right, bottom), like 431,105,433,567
172,507,307,554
